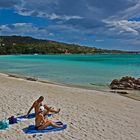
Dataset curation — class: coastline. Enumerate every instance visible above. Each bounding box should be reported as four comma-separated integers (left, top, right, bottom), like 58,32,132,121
0,72,140,140
0,72,110,91
0,72,140,101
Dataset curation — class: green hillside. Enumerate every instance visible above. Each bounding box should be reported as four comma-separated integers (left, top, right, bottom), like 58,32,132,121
0,35,128,54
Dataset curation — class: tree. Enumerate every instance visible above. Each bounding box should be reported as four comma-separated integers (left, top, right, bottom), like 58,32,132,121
0,38,3,47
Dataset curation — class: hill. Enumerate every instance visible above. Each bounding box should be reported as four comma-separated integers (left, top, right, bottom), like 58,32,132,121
0,35,130,54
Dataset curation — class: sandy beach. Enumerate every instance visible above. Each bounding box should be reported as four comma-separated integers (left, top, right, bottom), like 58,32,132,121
0,73,140,140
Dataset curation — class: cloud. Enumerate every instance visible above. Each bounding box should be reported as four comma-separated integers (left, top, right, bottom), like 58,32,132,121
102,20,140,38
46,13,83,20
0,22,81,40
14,1,84,21
1,23,37,33
0,23,50,38
95,39,104,42
13,0,140,21
107,0,140,20
0,0,21,8
0,0,140,50
9,0,140,39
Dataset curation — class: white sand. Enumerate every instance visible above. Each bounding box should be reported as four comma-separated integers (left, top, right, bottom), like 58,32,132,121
0,73,140,140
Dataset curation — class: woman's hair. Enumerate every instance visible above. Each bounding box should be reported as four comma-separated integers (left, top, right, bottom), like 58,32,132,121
38,96,44,101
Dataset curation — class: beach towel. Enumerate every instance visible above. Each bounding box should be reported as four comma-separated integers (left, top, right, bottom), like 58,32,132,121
17,113,35,120
24,121,67,134
17,113,53,122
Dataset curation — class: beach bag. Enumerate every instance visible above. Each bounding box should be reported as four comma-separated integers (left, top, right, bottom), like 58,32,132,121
0,120,9,130
8,116,17,124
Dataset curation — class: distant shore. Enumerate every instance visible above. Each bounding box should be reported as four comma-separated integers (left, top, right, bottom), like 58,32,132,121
1,35,140,55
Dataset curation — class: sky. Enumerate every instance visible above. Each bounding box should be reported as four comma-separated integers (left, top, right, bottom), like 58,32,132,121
0,0,140,51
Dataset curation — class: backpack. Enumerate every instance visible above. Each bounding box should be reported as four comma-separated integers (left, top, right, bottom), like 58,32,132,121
8,116,17,124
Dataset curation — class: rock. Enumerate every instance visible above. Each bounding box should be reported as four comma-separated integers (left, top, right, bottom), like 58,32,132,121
110,76,140,90
117,91,128,94
120,76,129,82
128,79,133,84
110,79,119,86
26,77,37,81
134,85,140,90
110,84,119,89
118,84,125,89
123,82,133,88
134,79,140,85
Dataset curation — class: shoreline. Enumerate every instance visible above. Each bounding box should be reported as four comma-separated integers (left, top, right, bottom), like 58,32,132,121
0,72,109,91
0,72,140,101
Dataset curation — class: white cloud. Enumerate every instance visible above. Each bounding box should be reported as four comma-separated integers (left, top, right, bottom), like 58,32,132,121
0,23,49,37
95,39,104,42
1,0,140,50
108,0,140,20
104,20,140,37
36,12,83,20
1,0,140,37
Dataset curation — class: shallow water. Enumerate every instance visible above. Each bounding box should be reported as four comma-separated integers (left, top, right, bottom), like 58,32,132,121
0,54,139,86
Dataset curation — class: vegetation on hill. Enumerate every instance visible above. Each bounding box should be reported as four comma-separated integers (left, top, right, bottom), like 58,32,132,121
0,35,130,54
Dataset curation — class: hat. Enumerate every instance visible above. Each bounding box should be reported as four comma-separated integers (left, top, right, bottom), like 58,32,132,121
39,106,45,112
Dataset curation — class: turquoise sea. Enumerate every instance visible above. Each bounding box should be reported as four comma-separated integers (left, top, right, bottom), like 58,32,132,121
0,54,140,87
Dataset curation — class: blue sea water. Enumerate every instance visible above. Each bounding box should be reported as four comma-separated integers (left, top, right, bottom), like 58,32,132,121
0,54,139,86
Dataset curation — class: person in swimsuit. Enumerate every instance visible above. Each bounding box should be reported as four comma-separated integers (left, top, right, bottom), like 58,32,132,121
35,106,63,129
26,96,60,117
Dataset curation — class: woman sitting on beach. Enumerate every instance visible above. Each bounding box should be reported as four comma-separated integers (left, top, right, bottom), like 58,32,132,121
35,106,63,129
26,96,60,117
